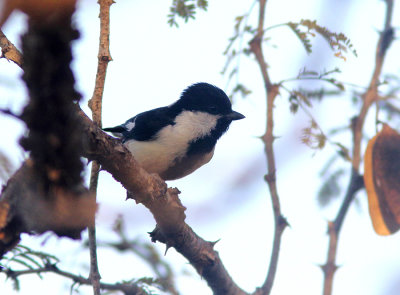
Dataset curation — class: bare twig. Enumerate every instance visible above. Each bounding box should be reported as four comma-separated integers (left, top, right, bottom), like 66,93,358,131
87,0,114,294
88,162,101,295
88,0,113,125
99,217,179,295
0,29,23,68
4,263,149,295
0,108,19,119
249,1,287,294
322,1,394,294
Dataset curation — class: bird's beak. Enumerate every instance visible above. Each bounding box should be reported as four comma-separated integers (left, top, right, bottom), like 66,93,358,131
225,110,245,121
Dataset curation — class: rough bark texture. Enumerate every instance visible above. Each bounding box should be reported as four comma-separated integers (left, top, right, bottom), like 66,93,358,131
0,0,96,259
0,161,95,257
20,18,83,189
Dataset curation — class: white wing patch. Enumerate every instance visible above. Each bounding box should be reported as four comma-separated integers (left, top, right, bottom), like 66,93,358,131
124,111,219,176
125,119,136,131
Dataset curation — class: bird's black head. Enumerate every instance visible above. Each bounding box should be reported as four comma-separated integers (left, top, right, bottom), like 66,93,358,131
174,83,244,120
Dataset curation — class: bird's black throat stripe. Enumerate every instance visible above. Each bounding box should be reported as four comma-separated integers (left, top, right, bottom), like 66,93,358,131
187,118,231,155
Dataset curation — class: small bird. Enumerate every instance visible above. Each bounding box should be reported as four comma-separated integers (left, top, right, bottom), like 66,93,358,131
103,83,245,180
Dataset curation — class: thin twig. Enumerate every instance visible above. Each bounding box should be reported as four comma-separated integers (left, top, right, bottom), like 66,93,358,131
5,264,148,295
322,1,394,294
88,162,101,295
249,1,287,294
0,108,19,119
87,0,114,294
101,217,179,295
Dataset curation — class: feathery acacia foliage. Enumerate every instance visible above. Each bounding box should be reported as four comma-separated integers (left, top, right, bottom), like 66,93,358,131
168,0,208,27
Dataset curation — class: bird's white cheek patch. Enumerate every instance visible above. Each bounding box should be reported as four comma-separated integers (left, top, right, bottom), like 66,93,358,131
171,111,220,141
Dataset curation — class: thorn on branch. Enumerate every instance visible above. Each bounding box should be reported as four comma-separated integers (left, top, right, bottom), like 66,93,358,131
249,35,263,58
149,226,166,244
100,55,112,62
264,173,276,183
320,263,339,277
164,243,173,256
379,27,394,57
208,239,221,248
277,215,289,229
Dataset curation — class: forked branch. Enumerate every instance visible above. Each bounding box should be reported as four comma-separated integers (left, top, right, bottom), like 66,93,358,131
249,0,287,294
322,1,394,294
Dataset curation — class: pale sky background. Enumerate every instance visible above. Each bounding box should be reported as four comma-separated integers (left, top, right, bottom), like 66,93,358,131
1,0,400,295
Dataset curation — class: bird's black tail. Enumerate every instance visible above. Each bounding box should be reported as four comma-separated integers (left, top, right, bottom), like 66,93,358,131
103,126,126,133
103,126,126,138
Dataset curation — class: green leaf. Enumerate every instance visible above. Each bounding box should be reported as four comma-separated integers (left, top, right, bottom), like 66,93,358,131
286,19,357,59
197,0,208,10
287,22,312,54
324,78,345,91
292,90,312,107
168,0,208,27
10,258,35,270
19,253,43,269
300,120,326,150
231,83,252,98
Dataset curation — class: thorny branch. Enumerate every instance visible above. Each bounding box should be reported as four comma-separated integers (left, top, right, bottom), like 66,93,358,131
322,1,394,294
249,0,287,294
86,1,114,294
0,20,247,290
78,107,249,295
0,99,249,293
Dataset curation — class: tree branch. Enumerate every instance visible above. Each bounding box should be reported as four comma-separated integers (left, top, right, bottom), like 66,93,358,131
0,104,249,294
0,2,97,257
86,1,114,293
249,1,287,294
78,106,249,295
0,29,23,68
0,161,96,257
88,162,101,295
88,0,113,125
322,1,394,294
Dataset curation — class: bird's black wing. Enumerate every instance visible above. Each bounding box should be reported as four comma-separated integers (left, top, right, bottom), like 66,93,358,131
104,107,176,142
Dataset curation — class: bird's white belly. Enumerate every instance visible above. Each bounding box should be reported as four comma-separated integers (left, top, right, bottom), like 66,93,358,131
124,138,182,175
124,139,214,180
124,110,219,179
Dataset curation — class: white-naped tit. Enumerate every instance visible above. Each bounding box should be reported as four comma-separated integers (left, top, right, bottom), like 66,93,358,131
103,82,245,180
